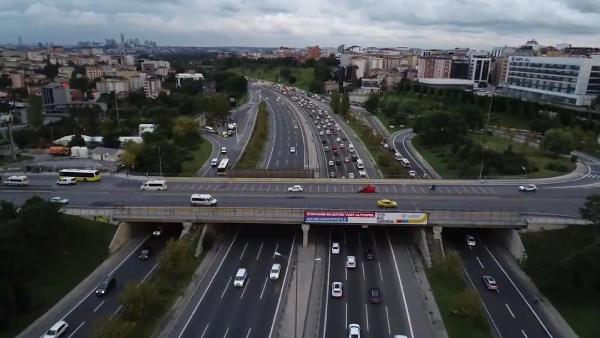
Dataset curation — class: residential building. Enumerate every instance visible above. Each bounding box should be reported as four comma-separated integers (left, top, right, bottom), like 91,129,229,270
141,60,171,78
505,56,600,106
470,55,491,88
176,73,204,87
307,46,320,60
144,77,162,98
491,57,509,85
540,46,563,57
86,66,103,80
323,80,338,95
492,46,516,58
96,78,130,94
351,57,368,79
9,72,24,88
42,83,71,106
417,56,453,79
101,66,117,77
129,73,148,91
361,78,381,93
450,57,470,79
57,66,74,79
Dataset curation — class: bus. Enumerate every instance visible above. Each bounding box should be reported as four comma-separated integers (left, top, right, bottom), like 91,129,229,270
217,159,229,175
58,169,102,182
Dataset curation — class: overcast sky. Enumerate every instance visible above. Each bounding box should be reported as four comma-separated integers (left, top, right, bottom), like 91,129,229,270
1,0,600,49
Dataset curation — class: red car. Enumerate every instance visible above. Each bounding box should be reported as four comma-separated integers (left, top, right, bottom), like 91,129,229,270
358,184,376,193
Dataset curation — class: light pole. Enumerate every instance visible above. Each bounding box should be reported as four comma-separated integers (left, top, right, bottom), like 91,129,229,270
274,251,321,338
479,146,488,180
114,91,120,129
522,166,528,177
154,145,163,177
485,94,494,131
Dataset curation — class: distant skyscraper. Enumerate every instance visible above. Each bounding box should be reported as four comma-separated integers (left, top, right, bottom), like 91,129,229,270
120,33,125,49
18,36,22,46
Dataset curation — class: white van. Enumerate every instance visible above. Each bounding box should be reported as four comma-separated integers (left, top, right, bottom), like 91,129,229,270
401,158,411,168
56,177,77,185
4,175,29,186
348,144,355,152
394,152,403,161
210,158,219,166
356,159,364,169
233,268,247,287
140,180,167,191
190,194,217,206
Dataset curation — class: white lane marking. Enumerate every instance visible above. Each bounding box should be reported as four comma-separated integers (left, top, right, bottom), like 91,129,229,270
378,262,384,282
246,327,253,338
113,304,123,316
386,229,414,338
345,302,348,328
221,277,232,299
178,231,240,338
322,230,332,338
224,326,230,338
239,242,249,261
256,241,264,260
140,262,159,284
482,242,554,337
476,257,485,269
273,243,279,258
393,185,398,193
385,305,392,335
266,99,278,169
365,304,370,332
92,300,105,313
240,278,251,299
361,261,366,281
259,276,269,300
506,303,516,318
61,235,151,320
200,324,210,338
268,232,297,338
66,321,85,338
463,267,504,338
345,263,348,281
522,329,529,338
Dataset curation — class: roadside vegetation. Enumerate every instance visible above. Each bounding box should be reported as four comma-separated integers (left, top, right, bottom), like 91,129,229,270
427,251,493,338
93,231,213,338
180,138,213,175
0,198,115,338
229,66,315,91
236,101,270,169
520,196,600,338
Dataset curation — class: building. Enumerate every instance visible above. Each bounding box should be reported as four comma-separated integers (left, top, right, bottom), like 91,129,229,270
470,56,491,88
307,46,320,60
450,57,470,79
42,83,71,106
323,80,338,95
417,56,453,79
141,60,171,78
9,72,24,88
96,78,130,94
505,56,600,106
91,147,123,162
492,46,517,58
144,78,162,98
85,66,103,80
176,73,204,87
361,78,381,93
129,73,148,91
491,57,509,86
57,66,74,79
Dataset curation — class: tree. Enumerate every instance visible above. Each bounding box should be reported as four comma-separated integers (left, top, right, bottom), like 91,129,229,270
101,130,121,148
580,194,600,225
93,317,135,338
340,92,350,116
68,134,86,147
26,95,43,130
541,128,574,155
172,116,199,146
454,290,484,321
119,282,158,321
42,62,58,79
460,105,484,130
279,67,292,81
0,74,12,89
330,89,340,115
364,93,380,113
288,75,297,85
157,239,192,288
413,110,468,145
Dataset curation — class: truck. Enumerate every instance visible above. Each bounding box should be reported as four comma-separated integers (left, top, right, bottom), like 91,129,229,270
48,146,70,156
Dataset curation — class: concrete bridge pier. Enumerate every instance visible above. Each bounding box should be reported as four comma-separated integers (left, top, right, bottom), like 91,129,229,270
432,226,445,258
109,222,131,254
301,224,310,247
181,221,194,238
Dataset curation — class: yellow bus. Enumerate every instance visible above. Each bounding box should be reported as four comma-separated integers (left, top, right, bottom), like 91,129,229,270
58,169,102,182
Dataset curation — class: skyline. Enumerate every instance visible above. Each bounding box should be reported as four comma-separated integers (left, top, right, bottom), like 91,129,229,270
1,0,599,49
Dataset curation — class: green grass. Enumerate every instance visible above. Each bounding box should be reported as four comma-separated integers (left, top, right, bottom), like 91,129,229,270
180,137,212,175
228,66,315,91
1,216,115,338
521,227,600,338
236,101,269,169
412,134,575,179
491,113,532,130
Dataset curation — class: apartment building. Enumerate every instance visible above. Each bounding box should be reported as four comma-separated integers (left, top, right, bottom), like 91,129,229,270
417,56,453,79
96,78,130,94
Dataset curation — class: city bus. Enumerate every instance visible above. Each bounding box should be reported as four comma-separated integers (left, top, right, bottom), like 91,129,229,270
58,169,102,182
217,158,229,176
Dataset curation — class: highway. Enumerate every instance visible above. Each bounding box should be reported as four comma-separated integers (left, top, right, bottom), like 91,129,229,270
392,129,434,179
166,224,295,338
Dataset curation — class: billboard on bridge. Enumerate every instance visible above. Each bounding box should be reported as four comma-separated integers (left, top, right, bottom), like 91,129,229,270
303,211,428,225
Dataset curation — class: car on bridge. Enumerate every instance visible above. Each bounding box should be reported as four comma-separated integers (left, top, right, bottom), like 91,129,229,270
287,185,303,192
377,199,398,208
290,147,296,153
358,184,376,193
482,275,499,292
519,184,537,192
138,247,152,260
95,276,116,297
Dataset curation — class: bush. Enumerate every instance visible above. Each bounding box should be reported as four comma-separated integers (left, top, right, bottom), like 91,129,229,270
545,162,569,172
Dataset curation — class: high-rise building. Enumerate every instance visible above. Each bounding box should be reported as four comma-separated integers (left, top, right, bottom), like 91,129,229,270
144,78,162,98
306,46,321,60
85,66,103,80
42,83,71,106
96,78,130,94
470,56,491,88
505,56,600,106
417,56,453,79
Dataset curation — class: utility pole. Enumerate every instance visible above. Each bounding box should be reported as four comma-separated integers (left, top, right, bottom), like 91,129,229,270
114,91,120,129
7,120,16,160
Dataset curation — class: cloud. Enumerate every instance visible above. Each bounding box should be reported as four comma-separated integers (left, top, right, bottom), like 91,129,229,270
24,3,108,26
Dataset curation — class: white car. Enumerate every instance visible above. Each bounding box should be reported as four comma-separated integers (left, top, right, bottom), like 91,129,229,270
290,147,296,153
331,281,343,298
221,147,227,154
50,196,69,205
346,256,356,269
326,130,331,135
383,143,389,149
56,177,77,185
210,158,218,166
270,263,281,280
348,173,355,179
328,160,334,166
466,235,476,247
331,242,340,254
336,137,341,142
348,323,361,338
287,185,303,192
319,131,325,136
358,170,367,177
42,320,69,338
519,184,537,192
408,170,417,178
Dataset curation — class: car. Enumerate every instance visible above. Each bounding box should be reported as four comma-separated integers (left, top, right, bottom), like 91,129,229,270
326,130,331,135
42,320,69,338
339,143,345,149
290,147,296,153
328,160,334,166
332,144,338,150
482,275,499,292
342,136,348,141
332,281,343,297
351,154,358,161
333,150,339,156
332,130,338,135
294,125,299,129
319,131,324,136
288,185,303,192
359,184,376,193
519,184,537,192
332,242,340,254
346,255,357,269
152,227,163,236
50,196,69,204
344,157,350,163
349,323,361,338
138,247,151,260
330,171,336,178
221,147,227,154
383,143,389,149
270,263,281,280
56,177,77,185
324,146,330,152
322,139,328,144
466,235,476,247
336,137,342,142
358,170,367,177
365,247,375,260
377,199,398,208
348,173,355,179
368,287,382,304
210,158,218,166
335,159,342,165
95,276,116,297
408,170,417,178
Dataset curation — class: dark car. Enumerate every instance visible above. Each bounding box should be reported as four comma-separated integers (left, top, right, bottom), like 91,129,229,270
138,247,152,260
335,159,341,165
321,139,328,144
351,154,358,161
368,287,381,304
95,276,116,297
365,248,375,260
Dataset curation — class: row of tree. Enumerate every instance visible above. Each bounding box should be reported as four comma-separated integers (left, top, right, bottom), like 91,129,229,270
329,90,350,116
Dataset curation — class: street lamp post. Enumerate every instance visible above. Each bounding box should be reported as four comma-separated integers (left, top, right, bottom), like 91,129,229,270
154,146,163,177
479,146,488,180
522,166,528,177
114,91,120,129
485,94,494,131
274,251,321,338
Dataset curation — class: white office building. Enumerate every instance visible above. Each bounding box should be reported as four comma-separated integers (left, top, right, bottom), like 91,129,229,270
505,56,600,106
470,56,492,88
